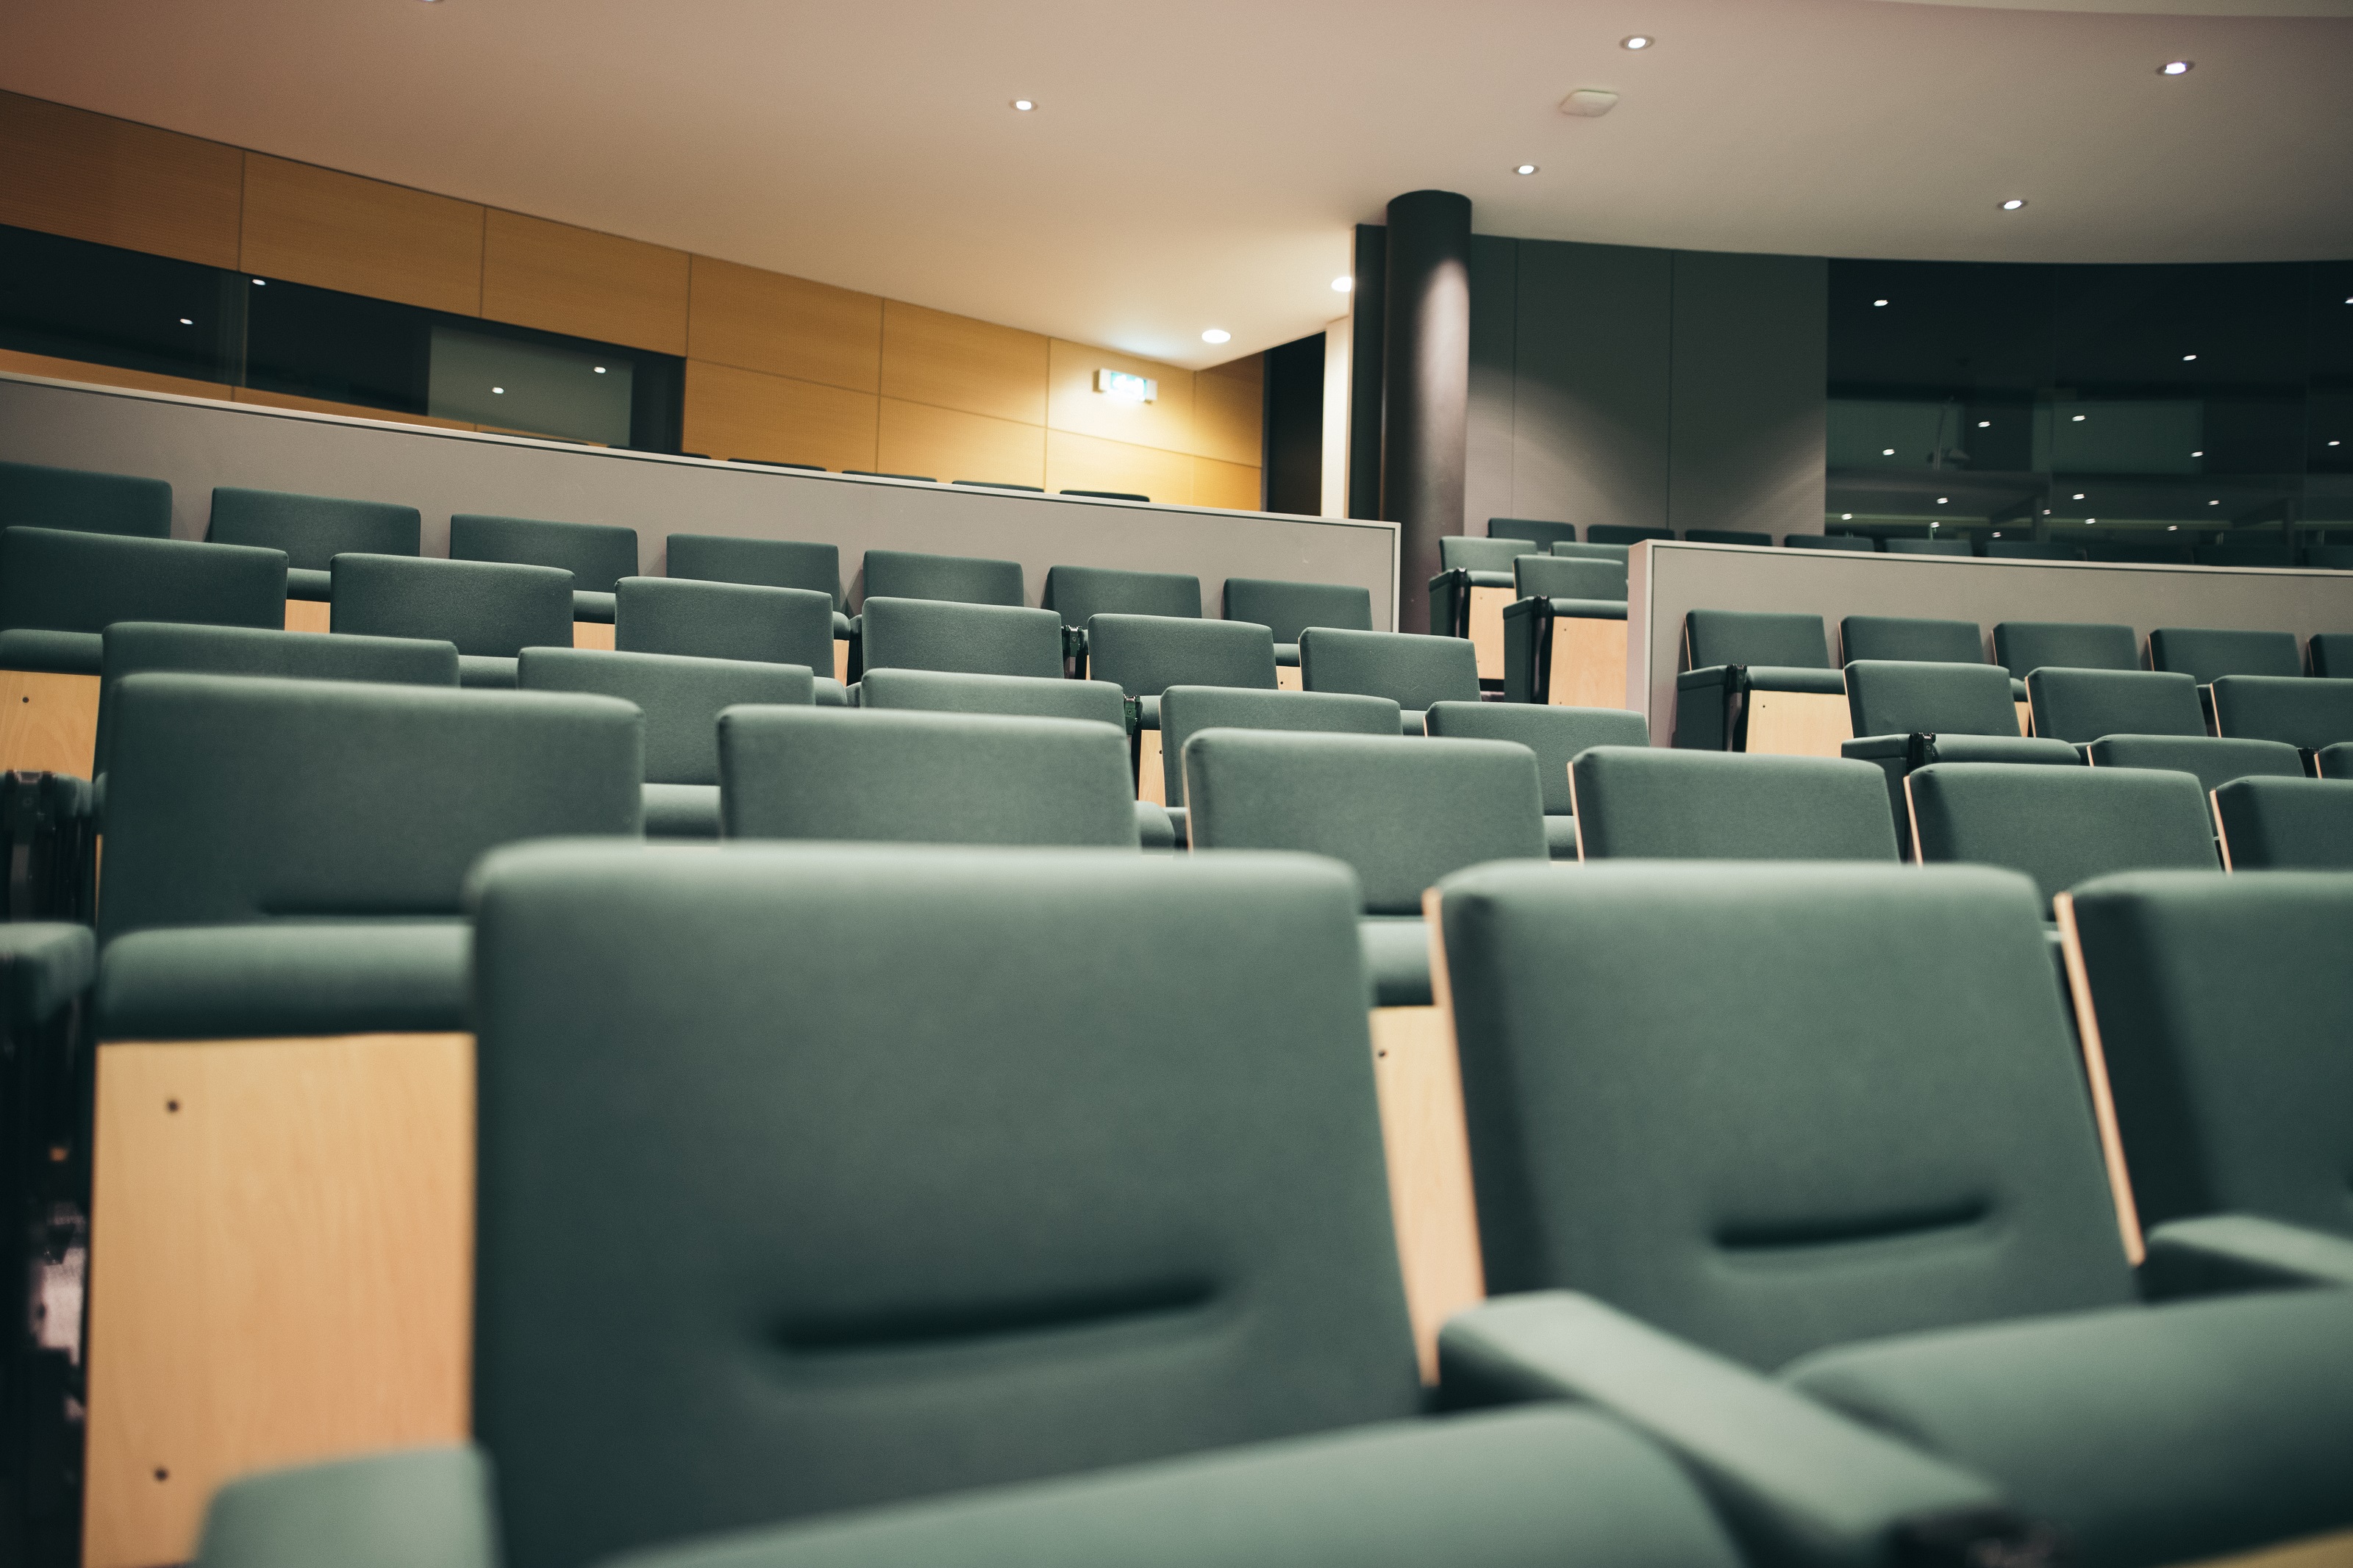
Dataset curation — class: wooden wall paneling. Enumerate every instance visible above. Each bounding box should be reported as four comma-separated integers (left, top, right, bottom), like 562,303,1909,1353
686,257,881,393
239,155,484,317
1190,354,1265,465
1044,430,1193,506
878,399,1043,488
0,348,229,404
683,359,878,470
480,210,689,356
0,93,243,268
1192,457,1263,512
879,302,1049,426
1045,339,1195,456
231,387,476,432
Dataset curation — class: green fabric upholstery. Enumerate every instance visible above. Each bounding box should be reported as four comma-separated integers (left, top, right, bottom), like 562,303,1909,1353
1782,534,1874,551
1218,578,1374,665
2027,668,2204,744
640,784,721,840
451,512,639,595
207,489,419,587
856,597,1063,679
1682,530,1773,546
1424,702,1646,816
1041,565,1201,623
2148,627,2302,684
1299,628,1479,714
1590,525,1671,545
331,554,574,679
96,621,458,778
0,922,94,1027
1907,762,2218,907
1993,621,2139,679
858,668,1126,728
1785,1289,2353,1568
0,459,171,538
666,534,843,606
1183,730,1545,913
1087,614,1276,706
1843,660,2017,738
616,577,835,673
2142,1214,2353,1295
861,548,1024,606
604,1408,1738,1568
1839,616,1984,665
1514,556,1625,601
1685,610,1832,671
2064,869,2353,1238
2212,777,2353,870
2086,735,2306,798
719,707,1135,847
99,921,472,1039
1485,518,1582,551
2322,742,2353,779
1356,914,1437,1007
466,842,1415,1567
1571,747,1899,861
1435,860,2134,1370
1881,538,1972,556
194,1445,498,1568
1157,686,1399,807
2310,634,2353,678
520,647,811,785
1440,537,1535,574
2211,674,2353,750
1549,542,1630,564
0,527,288,674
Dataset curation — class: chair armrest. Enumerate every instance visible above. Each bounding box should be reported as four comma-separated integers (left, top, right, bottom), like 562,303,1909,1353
2140,1214,2353,1299
194,1445,496,1568
1438,1292,2021,1567
812,679,849,708
1134,801,1176,853
1841,735,1912,762
832,610,853,640
571,590,618,623
1677,665,1735,692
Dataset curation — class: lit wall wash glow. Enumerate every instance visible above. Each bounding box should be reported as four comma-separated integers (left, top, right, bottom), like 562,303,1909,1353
1094,368,1157,402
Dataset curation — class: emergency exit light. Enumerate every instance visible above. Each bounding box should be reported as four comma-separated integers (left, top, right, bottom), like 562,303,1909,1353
1095,369,1157,402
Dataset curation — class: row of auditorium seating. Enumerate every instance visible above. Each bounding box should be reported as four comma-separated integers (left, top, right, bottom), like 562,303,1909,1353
1482,512,2353,565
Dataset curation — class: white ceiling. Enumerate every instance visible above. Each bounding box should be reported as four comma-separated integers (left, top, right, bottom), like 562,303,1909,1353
4,0,2349,369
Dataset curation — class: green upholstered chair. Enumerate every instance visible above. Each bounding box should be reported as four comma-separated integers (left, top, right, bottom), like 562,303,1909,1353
1548,541,1630,564
330,554,574,690
2310,634,2353,678
1299,628,1478,734
1221,577,1374,676
1501,593,1629,707
861,548,1024,606
1838,615,1984,666
1682,530,1773,546
1514,555,1624,601
1431,858,2353,1567
0,527,288,676
615,576,838,688
1425,702,1647,860
2210,675,2353,753
1588,525,1671,545
0,460,171,539
1781,534,1874,551
2063,869,2353,1294
2148,627,2302,684
1185,729,1545,1008
1993,621,2139,680
2211,778,2353,870
207,487,419,604
451,513,640,624
1487,517,1581,551
1155,686,1400,810
1569,747,1899,862
2026,667,2204,744
1674,610,1846,753
1429,540,1537,675
720,707,1136,848
1086,615,1277,711
1840,663,2075,848
2086,735,2307,803
1907,762,2218,909
853,597,1063,680
1041,564,1202,626
521,647,813,840
1881,537,1971,555
665,533,851,647
189,843,1743,1568
2321,742,2353,779
1440,536,1535,574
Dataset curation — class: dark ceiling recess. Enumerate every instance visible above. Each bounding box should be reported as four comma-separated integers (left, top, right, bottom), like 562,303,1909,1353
1261,332,1325,515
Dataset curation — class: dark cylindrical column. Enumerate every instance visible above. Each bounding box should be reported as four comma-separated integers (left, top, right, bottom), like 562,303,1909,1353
1379,190,1471,632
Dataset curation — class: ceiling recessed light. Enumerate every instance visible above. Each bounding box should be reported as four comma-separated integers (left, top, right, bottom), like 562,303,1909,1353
2043,509,2052,515
1515,164,1539,176
2209,499,2220,505
593,366,606,374
2192,449,2204,456
2159,60,2192,75
1621,34,1652,49
1332,276,1353,293
2182,353,2197,362
1202,329,1230,344
1993,531,2004,537
1937,497,1949,504
2000,198,2027,211
1882,448,1895,456
2085,518,2096,524
492,386,505,394
2168,524,2178,531
2072,414,2086,422
2332,440,2343,447
251,278,266,286
1873,298,1888,307
1977,420,1990,428
2074,493,2086,500
1011,99,1035,111
1841,513,1853,520
178,317,192,326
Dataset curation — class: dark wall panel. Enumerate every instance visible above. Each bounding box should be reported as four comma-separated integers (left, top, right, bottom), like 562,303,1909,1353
1507,239,1674,535
1667,250,1827,540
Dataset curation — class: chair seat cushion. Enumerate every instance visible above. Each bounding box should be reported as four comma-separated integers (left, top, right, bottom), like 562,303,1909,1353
1785,1288,2353,1567
1744,665,1848,695
1543,815,1580,861
96,920,471,1039
0,627,104,675
459,654,521,689
573,590,617,623
643,783,721,840
1360,916,1432,1007
286,567,334,601
0,922,95,1025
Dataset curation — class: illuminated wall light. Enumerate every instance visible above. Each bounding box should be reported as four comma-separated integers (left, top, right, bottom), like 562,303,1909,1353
1882,448,1895,456
1936,497,1949,504
2073,493,2086,500
2168,525,2179,531
1873,298,1888,307
1201,329,1231,345
2192,448,2204,456
178,317,192,326
1977,420,1990,427
2182,354,2198,362
593,366,606,374
492,386,505,394
1332,276,1354,293
1093,368,1157,403
2072,414,2086,421
2210,499,2220,505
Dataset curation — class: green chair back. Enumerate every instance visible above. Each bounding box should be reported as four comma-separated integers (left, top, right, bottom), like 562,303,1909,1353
1907,763,2218,908
1846,661,2018,739
1487,518,1580,551
1299,628,1478,712
2213,778,2353,870
665,534,841,606
2087,736,2306,801
1042,565,1201,623
1219,579,1373,645
2027,669,2204,744
0,460,171,538
863,548,1024,606
451,514,639,594
1590,525,1672,545
2149,628,2302,684
1994,621,2139,678
0,528,286,675
207,487,419,569
1840,615,1983,665
1438,537,1534,575
615,577,834,673
1549,542,1630,564
857,597,1063,679
330,554,574,659
2211,676,2353,752
1156,687,1399,807
1424,702,1645,816
1782,534,1874,551
1570,748,1899,862
521,648,810,786
2309,634,2352,679
857,669,1125,728
1684,610,1832,671
1683,530,1773,546
1087,615,1276,697
1514,556,1625,601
